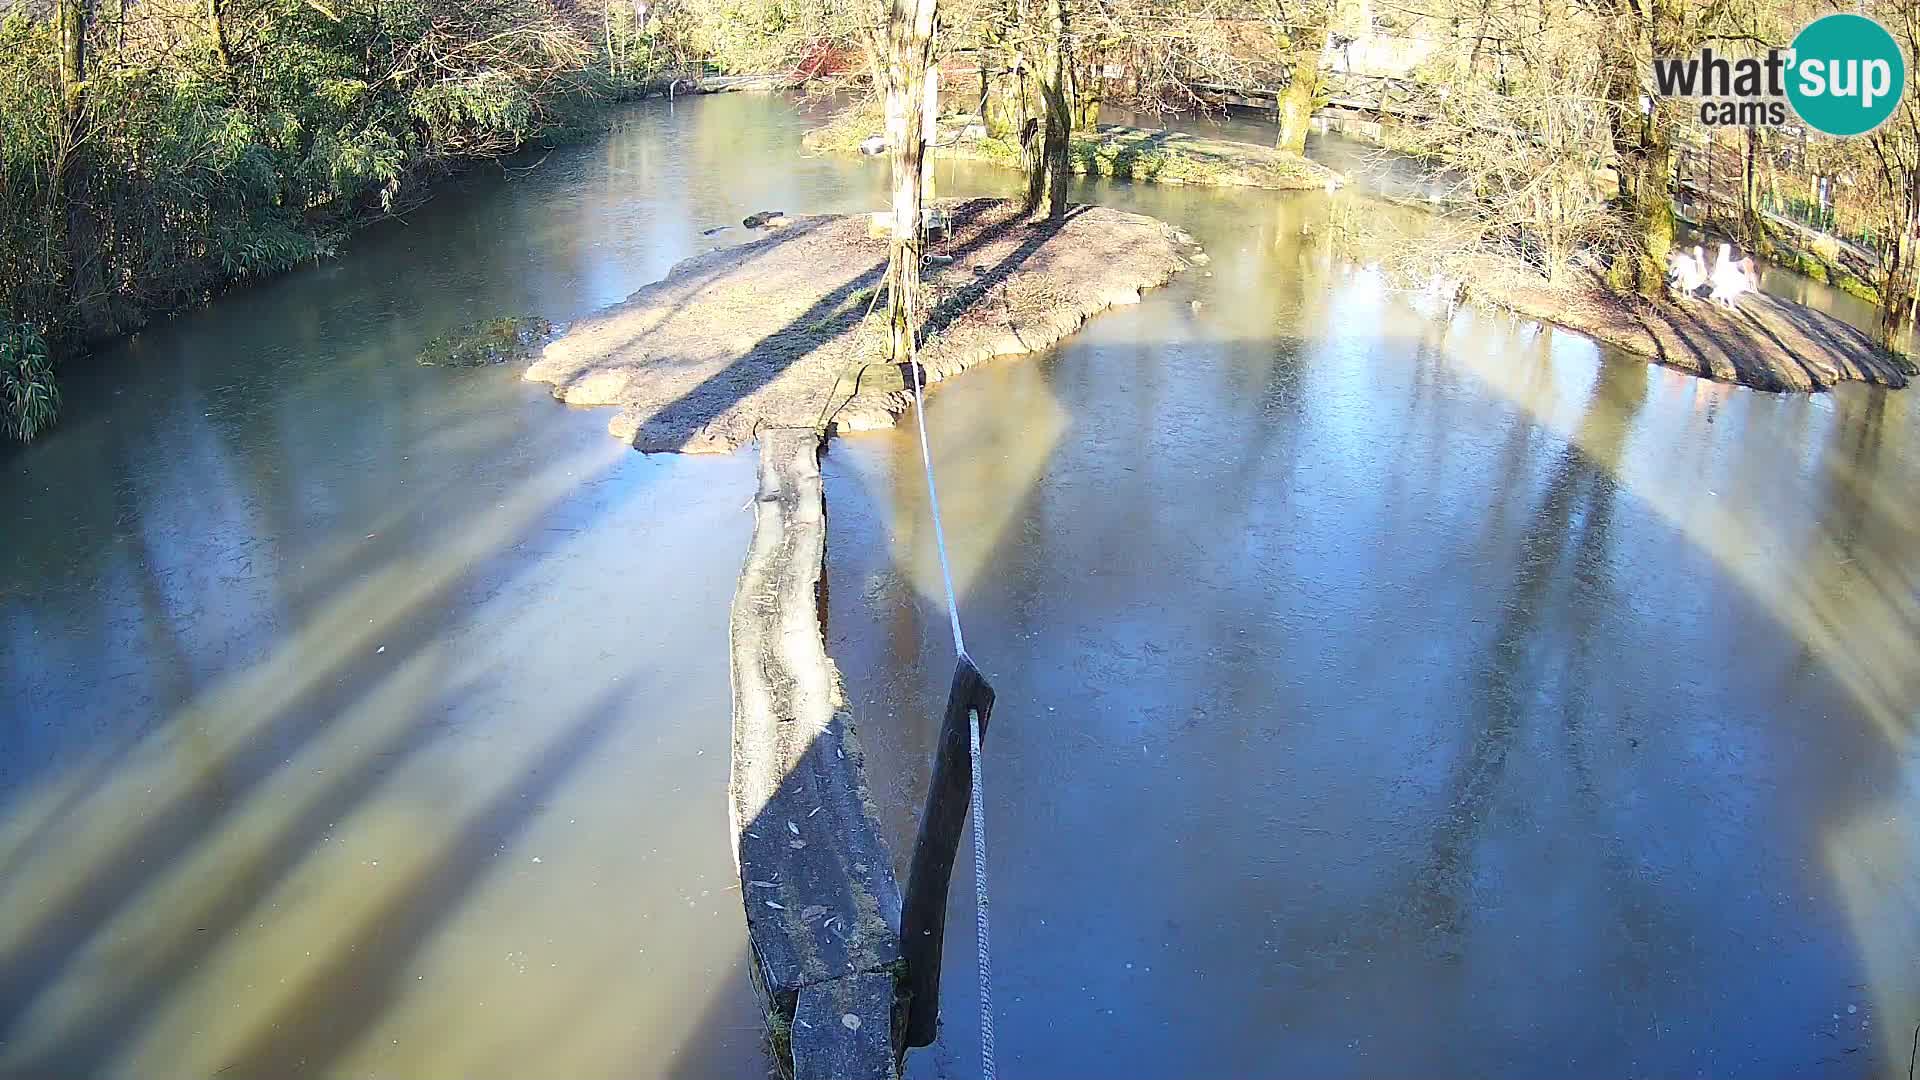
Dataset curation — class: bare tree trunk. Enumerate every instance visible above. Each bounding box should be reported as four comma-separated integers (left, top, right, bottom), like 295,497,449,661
883,0,938,365
922,65,939,207
1882,169,1918,331
54,0,94,332
1275,22,1326,154
1764,138,1780,214
57,0,86,120
1621,102,1676,295
208,0,232,69
982,0,1028,139
984,51,1025,137
1024,0,1069,219
1070,48,1101,129
977,39,989,123
1601,0,1676,297
1459,0,1492,82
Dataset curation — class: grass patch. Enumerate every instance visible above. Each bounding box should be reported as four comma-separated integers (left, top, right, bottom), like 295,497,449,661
1762,220,1884,304
943,125,1338,189
1790,244,1883,302
799,99,884,155
417,315,556,367
764,1006,794,1080
1834,270,1879,302
1794,250,1832,284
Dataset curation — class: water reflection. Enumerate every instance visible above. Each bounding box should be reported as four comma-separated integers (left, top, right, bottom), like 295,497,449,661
0,95,872,1078
2,90,1915,1079
829,162,1920,1077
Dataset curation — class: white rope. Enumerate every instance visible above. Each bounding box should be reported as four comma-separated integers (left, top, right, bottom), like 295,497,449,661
968,707,996,1080
903,268,993,1079
906,346,966,658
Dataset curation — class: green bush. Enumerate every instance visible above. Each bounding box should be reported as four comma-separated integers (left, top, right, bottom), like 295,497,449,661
0,323,57,442
1795,251,1831,284
0,0,672,440
685,0,808,73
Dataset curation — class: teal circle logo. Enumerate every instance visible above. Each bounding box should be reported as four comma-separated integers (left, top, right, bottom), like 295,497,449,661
1787,14,1905,136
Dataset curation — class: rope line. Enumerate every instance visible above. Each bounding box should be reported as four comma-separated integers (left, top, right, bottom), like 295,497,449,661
968,706,996,1080
904,271,966,659
901,239,992,1080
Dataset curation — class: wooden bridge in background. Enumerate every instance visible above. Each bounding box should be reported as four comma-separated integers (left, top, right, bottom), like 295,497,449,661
1187,71,1431,121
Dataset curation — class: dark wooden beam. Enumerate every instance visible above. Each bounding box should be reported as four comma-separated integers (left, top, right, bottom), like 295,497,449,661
899,655,996,1048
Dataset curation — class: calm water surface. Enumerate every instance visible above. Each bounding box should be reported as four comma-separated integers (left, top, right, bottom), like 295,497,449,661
0,94,893,1079
2,93,1917,1079
826,132,1920,1078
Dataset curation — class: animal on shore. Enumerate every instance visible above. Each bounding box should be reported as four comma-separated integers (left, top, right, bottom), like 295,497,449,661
858,134,887,156
1667,245,1708,297
1708,242,1759,309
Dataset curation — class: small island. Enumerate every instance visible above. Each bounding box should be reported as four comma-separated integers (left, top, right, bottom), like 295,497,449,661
1473,263,1916,392
525,197,1196,452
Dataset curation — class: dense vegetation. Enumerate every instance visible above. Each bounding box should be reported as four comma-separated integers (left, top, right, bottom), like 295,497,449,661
726,0,1920,316
13,0,1920,440
0,0,681,439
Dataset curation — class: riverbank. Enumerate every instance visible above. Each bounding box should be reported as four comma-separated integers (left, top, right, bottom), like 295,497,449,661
1476,261,1916,392
802,104,1339,191
525,196,1196,452
1749,219,1881,302
0,0,702,445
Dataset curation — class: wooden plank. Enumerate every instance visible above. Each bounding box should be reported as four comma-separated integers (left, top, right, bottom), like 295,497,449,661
1187,74,1427,119
900,656,996,1047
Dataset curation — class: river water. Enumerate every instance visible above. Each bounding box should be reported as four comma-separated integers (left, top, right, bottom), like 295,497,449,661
3,93,1917,1078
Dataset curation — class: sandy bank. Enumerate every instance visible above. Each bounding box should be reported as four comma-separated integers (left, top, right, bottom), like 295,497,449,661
526,197,1195,452
1477,265,1915,392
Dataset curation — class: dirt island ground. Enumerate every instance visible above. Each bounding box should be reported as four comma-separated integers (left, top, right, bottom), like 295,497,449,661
525,197,1196,451
1476,264,1917,392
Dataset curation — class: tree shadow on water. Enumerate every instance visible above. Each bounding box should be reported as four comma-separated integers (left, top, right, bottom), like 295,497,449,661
0,392,658,1071
204,685,630,1079
0,603,462,1046
3,675,489,1079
